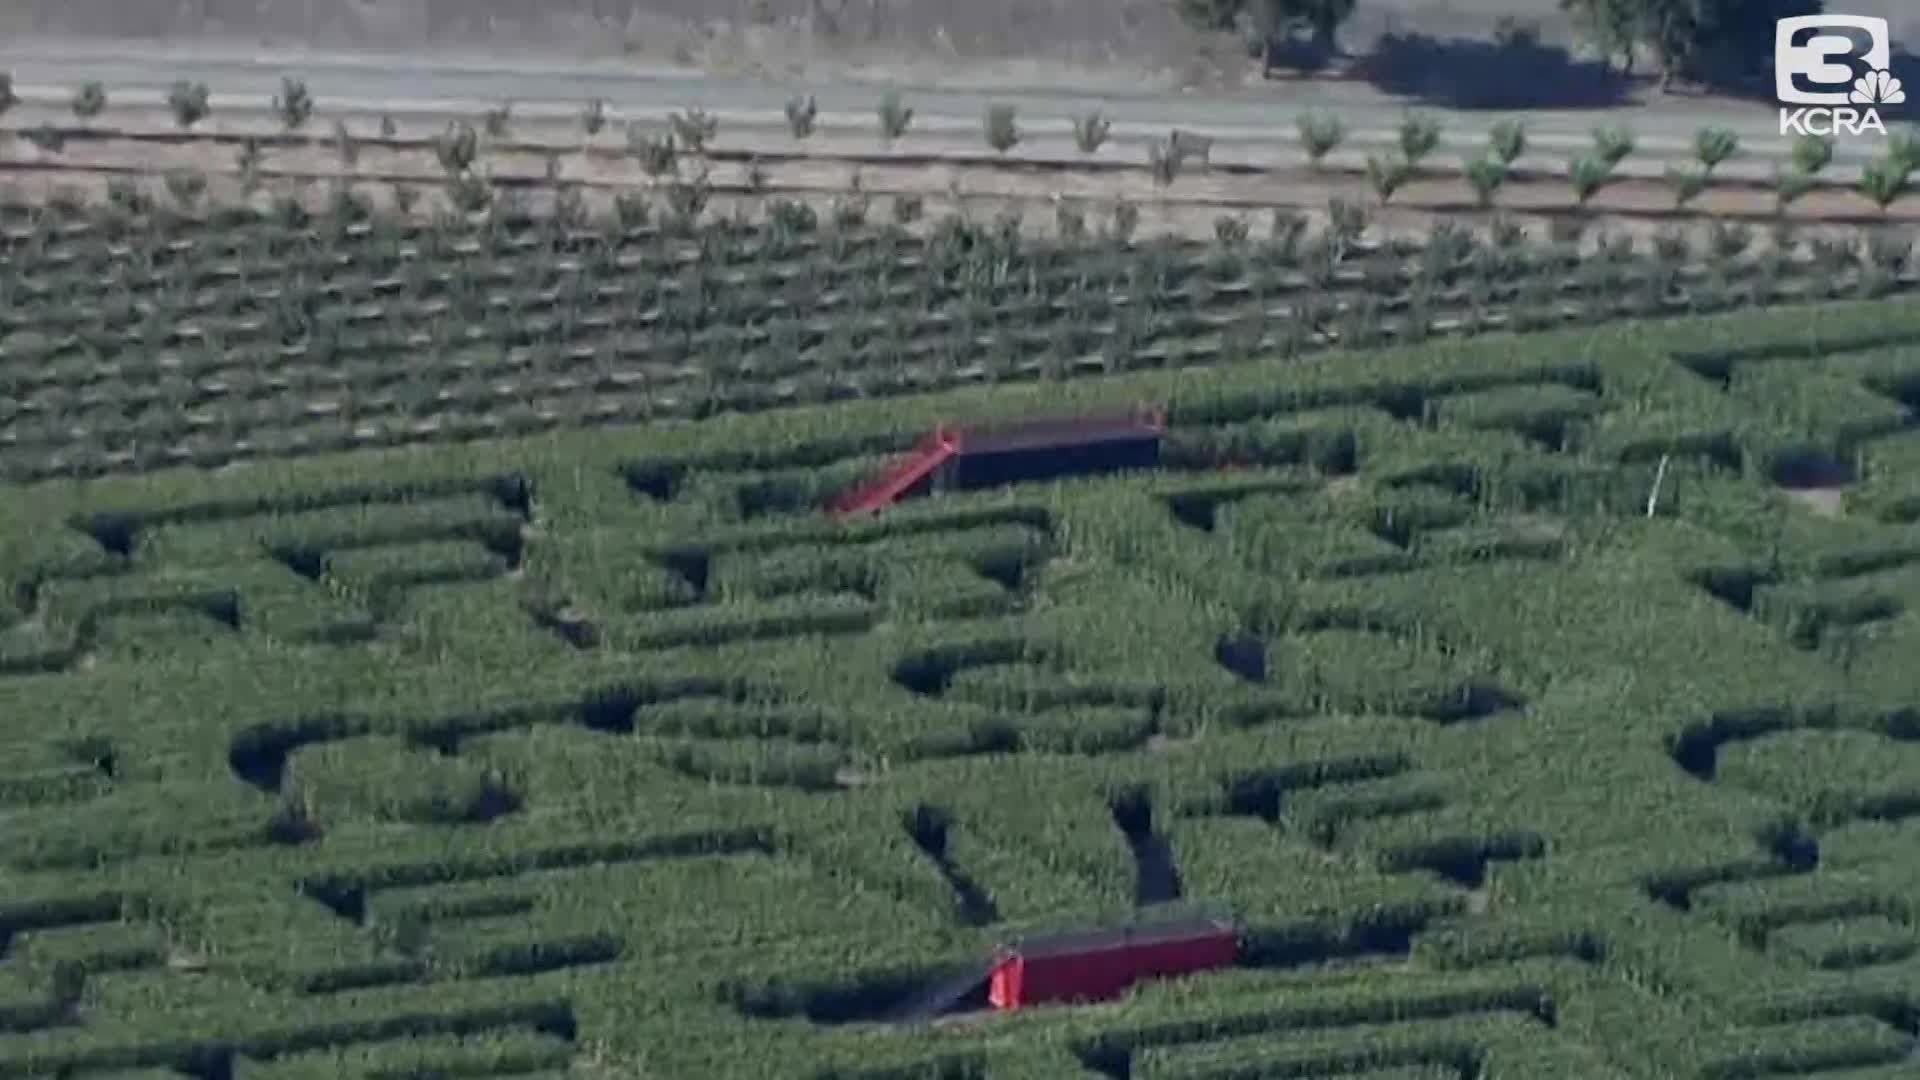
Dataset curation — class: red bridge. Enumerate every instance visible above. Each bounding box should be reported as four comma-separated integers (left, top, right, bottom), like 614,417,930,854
827,405,1166,518
889,912,1238,1022
987,914,1237,1009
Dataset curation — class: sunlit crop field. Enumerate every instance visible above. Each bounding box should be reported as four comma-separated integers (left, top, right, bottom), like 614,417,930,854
3,187,1920,1078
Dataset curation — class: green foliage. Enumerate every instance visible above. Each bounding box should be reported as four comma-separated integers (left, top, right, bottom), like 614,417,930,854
1774,166,1817,210
1397,112,1442,168
166,79,210,129
785,94,818,139
1366,155,1414,205
273,76,312,131
1072,110,1112,153
1486,119,1526,166
1858,155,1911,212
1789,134,1833,177
877,91,913,141
1665,164,1709,209
630,126,678,178
580,97,607,136
3,297,1920,1077
483,101,511,138
1567,154,1614,206
983,103,1020,154
1296,111,1345,165
71,81,107,120
1463,156,1508,208
1693,126,1739,171
434,120,478,175
1589,124,1634,167
670,108,718,153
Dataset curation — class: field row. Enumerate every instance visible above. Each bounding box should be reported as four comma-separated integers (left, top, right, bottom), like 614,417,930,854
0,192,1915,479
3,81,1914,222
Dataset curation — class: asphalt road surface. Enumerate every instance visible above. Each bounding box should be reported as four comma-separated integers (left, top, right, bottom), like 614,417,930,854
0,40,1895,164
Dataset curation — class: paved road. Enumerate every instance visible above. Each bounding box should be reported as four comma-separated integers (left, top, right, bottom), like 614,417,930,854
0,40,1893,164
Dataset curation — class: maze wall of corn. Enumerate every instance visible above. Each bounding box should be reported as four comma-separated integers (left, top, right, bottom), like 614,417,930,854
3,185,1920,1079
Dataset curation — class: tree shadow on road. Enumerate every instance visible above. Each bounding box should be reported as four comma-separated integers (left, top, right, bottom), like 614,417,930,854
1354,32,1635,110
1695,46,1920,107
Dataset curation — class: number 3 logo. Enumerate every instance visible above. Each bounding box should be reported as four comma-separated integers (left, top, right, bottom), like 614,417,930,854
1776,15,1893,106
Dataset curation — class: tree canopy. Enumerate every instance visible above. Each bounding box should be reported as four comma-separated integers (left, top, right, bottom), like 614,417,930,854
1562,0,1826,88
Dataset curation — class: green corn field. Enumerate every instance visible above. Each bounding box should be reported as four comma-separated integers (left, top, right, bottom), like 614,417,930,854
1,162,1919,1079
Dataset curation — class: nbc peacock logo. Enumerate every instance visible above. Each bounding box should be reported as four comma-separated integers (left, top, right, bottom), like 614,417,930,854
1850,69,1906,107
1776,14,1901,137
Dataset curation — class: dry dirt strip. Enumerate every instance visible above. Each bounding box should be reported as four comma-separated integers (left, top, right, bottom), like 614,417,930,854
1,103,1908,227
1,77,1890,171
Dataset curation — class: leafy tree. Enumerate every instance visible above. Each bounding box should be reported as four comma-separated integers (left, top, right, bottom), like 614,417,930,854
1397,112,1441,168
983,104,1020,154
1575,0,1822,90
1694,126,1738,171
1175,0,1356,53
167,80,210,129
72,82,107,120
1296,111,1344,165
1464,156,1509,208
1569,154,1615,206
1665,164,1709,209
1790,134,1833,177
1261,0,1357,52
1488,119,1527,166
1072,111,1111,153
1559,0,1642,75
1365,154,1413,204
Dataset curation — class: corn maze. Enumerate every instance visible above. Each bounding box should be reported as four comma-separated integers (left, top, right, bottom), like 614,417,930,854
3,188,1920,1078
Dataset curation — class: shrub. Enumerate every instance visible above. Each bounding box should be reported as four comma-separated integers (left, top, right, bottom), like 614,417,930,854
1487,118,1526,165
1464,156,1508,208
1366,155,1414,205
1147,138,1181,186
1666,165,1709,209
20,123,65,153
434,120,478,175
483,101,511,137
1297,111,1345,166
1397,111,1441,168
631,127,678,178
1858,157,1910,212
1790,133,1833,176
1567,154,1614,206
670,108,718,152
1774,167,1816,210
1693,126,1739,171
332,119,358,166
877,91,913,141
1590,123,1634,167
274,77,312,130
1073,110,1111,153
163,169,207,209
984,104,1019,154
71,81,106,120
167,80,211,128
785,94,817,139
581,97,607,136
1214,215,1249,248
1887,126,1920,174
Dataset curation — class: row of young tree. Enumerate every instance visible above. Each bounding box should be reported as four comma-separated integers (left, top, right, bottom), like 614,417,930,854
1177,0,1829,90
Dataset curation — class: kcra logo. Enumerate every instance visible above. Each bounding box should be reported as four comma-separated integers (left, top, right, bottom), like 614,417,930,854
1776,14,1905,137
